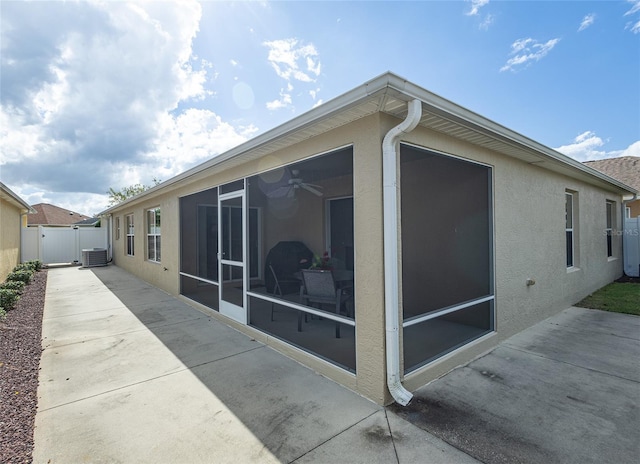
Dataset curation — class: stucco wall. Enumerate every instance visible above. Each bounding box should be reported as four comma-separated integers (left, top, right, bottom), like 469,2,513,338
0,199,22,282
398,117,624,392
106,112,625,405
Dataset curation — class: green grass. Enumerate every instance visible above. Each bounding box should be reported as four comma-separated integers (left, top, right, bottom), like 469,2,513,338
576,283,640,316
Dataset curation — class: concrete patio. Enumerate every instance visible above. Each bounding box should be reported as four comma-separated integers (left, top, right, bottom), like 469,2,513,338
33,265,639,463
33,265,477,463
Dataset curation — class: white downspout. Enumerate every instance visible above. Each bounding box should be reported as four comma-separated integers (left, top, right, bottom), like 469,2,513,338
382,98,422,406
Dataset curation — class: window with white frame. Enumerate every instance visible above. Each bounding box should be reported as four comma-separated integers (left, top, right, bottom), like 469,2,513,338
566,192,574,267
626,206,631,219
125,214,134,256
606,201,614,257
147,208,161,262
115,216,121,240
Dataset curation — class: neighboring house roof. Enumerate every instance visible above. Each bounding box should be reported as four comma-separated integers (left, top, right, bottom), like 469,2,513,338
28,203,92,226
73,217,100,226
100,72,637,215
0,182,36,213
583,156,640,194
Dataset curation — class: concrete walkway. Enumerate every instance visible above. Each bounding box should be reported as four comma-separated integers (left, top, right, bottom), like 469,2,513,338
33,265,640,463
33,266,478,463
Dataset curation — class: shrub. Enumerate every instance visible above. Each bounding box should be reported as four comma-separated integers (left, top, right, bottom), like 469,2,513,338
0,306,6,318
0,280,26,294
6,269,33,284
18,260,43,272
29,260,43,271
14,263,33,272
0,288,19,310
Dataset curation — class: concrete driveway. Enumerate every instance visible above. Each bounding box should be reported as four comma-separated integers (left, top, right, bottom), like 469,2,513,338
33,265,639,463
392,306,640,464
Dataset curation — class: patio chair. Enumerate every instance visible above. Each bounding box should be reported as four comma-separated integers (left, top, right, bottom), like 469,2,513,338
268,264,300,321
299,269,352,338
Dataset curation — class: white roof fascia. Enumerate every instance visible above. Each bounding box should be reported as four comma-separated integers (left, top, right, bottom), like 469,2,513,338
380,74,637,195
99,72,635,216
0,181,36,213
99,77,392,215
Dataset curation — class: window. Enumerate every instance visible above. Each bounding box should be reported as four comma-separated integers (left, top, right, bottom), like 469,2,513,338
566,192,574,268
626,206,631,219
606,201,614,257
115,217,121,240
147,208,161,262
125,214,134,256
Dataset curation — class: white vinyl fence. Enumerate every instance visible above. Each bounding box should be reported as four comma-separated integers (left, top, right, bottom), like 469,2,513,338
623,217,640,277
21,226,108,265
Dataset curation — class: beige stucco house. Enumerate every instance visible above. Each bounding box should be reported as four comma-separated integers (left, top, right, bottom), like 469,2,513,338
100,72,637,405
0,182,35,282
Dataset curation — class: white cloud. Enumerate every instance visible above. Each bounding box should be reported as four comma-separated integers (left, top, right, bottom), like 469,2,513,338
479,14,495,31
625,0,640,33
263,38,322,110
554,131,640,162
143,108,257,180
578,13,596,32
625,0,640,15
263,38,321,83
266,88,293,110
1,1,255,215
500,37,560,72
466,0,489,16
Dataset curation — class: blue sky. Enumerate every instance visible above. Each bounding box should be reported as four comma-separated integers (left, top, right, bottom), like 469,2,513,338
1,0,639,216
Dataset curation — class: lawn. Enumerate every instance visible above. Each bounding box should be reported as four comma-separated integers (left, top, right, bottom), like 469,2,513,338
576,282,640,316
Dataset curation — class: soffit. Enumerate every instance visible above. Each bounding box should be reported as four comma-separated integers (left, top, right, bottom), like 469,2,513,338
100,73,634,215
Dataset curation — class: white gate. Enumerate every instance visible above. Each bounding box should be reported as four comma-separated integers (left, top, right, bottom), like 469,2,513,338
624,217,640,277
21,226,108,265
42,228,77,264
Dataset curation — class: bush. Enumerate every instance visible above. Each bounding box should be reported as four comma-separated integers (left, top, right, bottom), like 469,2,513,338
29,260,43,271
6,269,33,284
0,280,26,294
17,260,43,272
14,263,33,272
0,306,6,318
0,288,19,310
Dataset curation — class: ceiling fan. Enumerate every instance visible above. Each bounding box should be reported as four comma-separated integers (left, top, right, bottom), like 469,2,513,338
264,168,323,198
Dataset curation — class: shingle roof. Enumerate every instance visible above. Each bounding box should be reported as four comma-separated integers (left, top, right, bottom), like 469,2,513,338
583,156,640,191
73,217,100,226
27,203,92,226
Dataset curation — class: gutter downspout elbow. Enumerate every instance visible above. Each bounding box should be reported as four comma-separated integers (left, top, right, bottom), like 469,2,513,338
382,98,422,406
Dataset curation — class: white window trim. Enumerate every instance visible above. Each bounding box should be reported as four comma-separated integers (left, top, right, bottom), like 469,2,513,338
147,208,161,263
606,201,614,258
125,214,134,257
566,192,575,269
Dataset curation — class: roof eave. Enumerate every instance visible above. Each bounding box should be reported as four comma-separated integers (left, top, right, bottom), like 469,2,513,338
0,181,36,213
98,72,636,216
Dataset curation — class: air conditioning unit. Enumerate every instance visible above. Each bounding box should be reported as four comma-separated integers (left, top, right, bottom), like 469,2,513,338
82,248,108,268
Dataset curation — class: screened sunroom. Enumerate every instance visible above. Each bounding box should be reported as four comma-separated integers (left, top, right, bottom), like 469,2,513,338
179,146,357,372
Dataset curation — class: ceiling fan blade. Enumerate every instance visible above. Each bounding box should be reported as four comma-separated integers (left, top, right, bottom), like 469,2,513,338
300,183,323,196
